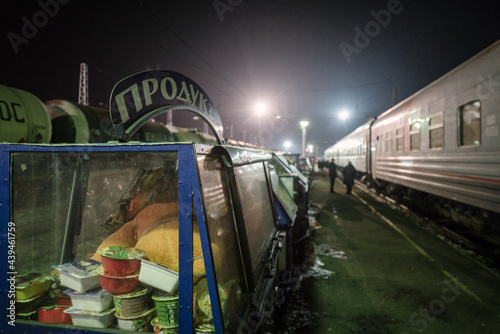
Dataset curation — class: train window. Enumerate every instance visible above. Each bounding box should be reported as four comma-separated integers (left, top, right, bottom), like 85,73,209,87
410,122,421,151
458,100,481,147
429,112,444,149
386,132,392,153
396,127,404,152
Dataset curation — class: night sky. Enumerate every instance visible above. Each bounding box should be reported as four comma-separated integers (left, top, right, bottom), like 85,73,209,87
2,0,499,154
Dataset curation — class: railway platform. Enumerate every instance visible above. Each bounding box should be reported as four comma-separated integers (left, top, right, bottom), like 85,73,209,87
279,174,500,334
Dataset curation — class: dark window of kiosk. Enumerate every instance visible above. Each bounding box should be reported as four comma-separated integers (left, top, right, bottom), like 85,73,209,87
234,163,275,271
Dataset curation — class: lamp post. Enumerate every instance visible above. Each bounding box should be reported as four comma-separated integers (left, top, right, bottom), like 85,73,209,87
300,121,309,157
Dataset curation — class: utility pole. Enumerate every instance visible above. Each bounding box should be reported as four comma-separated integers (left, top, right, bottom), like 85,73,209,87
78,63,89,106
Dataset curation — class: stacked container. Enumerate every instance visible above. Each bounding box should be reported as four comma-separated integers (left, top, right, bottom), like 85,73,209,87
15,273,53,320
52,259,116,328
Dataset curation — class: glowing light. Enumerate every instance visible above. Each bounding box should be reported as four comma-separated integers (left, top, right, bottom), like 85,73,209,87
300,121,309,128
255,102,267,115
338,110,349,120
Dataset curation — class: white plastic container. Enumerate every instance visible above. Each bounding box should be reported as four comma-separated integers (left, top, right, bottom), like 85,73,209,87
52,260,101,292
64,307,115,328
138,259,179,293
65,288,113,312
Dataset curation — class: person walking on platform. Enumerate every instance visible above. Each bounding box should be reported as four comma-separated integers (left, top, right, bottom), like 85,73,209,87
328,159,337,193
343,161,356,194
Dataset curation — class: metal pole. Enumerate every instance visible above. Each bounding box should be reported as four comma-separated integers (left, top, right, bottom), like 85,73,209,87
301,126,306,157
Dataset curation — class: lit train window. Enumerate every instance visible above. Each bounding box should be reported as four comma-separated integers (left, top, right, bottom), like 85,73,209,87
396,127,404,152
386,132,392,153
458,100,481,147
410,122,421,151
429,112,444,149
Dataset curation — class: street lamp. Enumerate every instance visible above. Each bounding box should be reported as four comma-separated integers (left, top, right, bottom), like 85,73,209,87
300,121,309,157
284,140,291,153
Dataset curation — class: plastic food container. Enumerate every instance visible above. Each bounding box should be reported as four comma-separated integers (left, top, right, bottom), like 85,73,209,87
54,291,73,307
194,278,227,322
98,267,139,295
65,288,113,312
16,309,38,321
151,317,178,333
152,291,178,327
15,273,53,300
100,246,145,276
138,259,179,293
195,324,216,333
113,286,152,318
64,307,116,328
116,307,155,331
38,306,72,324
16,290,51,314
52,260,101,292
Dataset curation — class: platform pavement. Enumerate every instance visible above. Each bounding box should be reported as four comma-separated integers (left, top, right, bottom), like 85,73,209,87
281,174,500,334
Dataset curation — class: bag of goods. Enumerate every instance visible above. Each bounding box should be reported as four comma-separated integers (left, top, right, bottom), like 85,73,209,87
92,202,179,262
135,221,220,276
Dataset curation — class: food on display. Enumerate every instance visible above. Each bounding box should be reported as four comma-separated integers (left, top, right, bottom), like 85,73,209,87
16,291,51,314
116,307,155,331
113,286,152,318
65,288,113,312
37,306,72,324
52,260,101,293
195,324,216,333
194,278,227,323
135,221,221,276
92,202,179,262
151,316,179,333
152,291,179,327
138,259,179,293
15,273,53,300
99,246,145,276
97,266,139,295
63,307,116,328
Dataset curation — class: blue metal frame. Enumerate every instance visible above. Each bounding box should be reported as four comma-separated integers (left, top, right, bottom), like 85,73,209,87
0,143,224,333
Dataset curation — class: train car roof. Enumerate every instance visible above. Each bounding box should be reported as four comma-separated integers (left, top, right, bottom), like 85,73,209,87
376,39,500,120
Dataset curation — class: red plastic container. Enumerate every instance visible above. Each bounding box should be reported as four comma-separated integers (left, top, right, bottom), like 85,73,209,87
38,307,72,324
98,267,139,295
99,246,144,276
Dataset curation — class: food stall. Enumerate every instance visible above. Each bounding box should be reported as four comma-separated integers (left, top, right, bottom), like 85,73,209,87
0,71,288,333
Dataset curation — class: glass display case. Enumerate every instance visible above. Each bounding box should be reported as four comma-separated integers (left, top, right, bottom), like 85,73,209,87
0,143,283,333
269,154,310,270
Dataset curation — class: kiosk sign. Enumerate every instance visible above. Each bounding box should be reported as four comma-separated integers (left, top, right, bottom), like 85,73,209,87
109,70,223,143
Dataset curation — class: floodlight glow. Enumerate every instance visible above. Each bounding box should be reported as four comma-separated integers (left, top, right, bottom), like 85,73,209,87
255,102,267,115
338,110,349,120
300,121,309,127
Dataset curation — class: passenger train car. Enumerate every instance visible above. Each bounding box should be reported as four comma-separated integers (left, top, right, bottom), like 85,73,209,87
325,40,500,243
